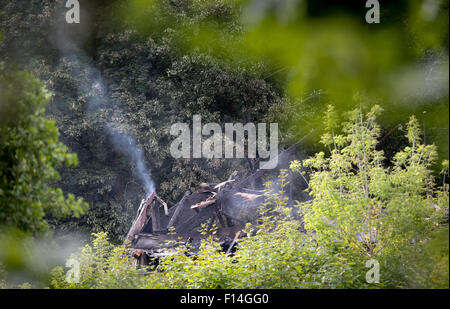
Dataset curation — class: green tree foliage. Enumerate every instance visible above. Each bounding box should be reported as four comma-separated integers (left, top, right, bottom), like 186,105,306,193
1,0,447,244
50,232,149,289
155,170,366,289
50,173,368,289
1,1,448,289
50,110,448,289
383,226,449,289
0,66,87,234
121,0,449,157
1,1,284,242
35,33,281,242
291,106,448,257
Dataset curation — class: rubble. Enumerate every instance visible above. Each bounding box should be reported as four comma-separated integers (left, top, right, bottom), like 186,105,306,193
124,171,263,265
124,137,312,266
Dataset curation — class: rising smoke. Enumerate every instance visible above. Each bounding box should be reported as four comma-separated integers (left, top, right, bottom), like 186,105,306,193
52,5,155,197
87,70,155,197
105,122,156,196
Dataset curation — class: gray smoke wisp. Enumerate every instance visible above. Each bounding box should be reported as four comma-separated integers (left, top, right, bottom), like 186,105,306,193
105,122,155,196
53,35,155,197
91,76,155,197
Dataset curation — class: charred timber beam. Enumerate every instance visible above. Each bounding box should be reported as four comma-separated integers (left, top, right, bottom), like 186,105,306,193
226,231,241,255
167,191,190,229
150,200,162,233
191,199,216,209
155,195,169,216
239,188,266,194
124,192,156,244
214,179,235,191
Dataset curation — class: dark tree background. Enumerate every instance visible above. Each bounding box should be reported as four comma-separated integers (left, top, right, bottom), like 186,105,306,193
0,0,285,242
1,0,447,244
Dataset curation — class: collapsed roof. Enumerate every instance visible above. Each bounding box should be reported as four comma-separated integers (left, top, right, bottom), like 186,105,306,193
124,137,311,265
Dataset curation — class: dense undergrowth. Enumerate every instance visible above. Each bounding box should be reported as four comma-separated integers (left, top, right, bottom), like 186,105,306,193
48,108,449,289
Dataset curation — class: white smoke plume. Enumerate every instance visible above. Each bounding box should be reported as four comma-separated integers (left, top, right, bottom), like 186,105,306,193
51,9,155,196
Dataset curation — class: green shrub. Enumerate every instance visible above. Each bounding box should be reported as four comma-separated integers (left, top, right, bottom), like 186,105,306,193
49,107,448,289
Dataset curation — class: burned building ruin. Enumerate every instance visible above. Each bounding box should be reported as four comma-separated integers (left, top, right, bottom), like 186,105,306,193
124,139,311,266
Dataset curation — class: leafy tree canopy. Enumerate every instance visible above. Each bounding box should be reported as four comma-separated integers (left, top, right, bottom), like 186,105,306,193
291,105,449,257
0,65,87,234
